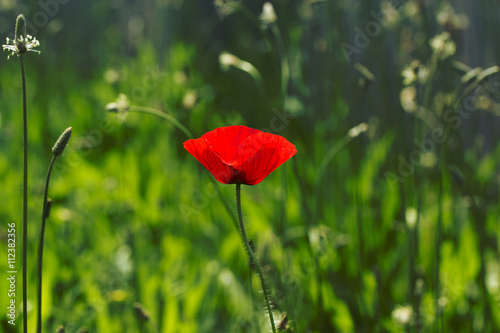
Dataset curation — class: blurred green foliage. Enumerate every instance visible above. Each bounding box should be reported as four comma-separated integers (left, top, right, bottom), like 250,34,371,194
0,0,500,332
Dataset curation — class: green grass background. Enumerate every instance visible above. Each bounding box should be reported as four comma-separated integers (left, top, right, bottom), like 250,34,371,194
1,0,500,332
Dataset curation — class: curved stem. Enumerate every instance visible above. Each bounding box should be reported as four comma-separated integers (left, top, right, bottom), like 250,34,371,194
270,23,290,106
452,66,500,109
314,133,355,191
128,106,193,138
422,54,438,110
20,54,28,333
314,123,367,194
37,155,57,333
125,107,241,233
129,106,240,232
235,3,285,101
236,184,276,333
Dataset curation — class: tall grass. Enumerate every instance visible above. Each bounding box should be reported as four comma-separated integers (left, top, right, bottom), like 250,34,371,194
0,1,499,332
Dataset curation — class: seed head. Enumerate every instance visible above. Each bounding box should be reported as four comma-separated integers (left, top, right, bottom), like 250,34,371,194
106,94,130,113
260,2,277,25
430,31,456,60
2,14,40,59
52,127,73,156
15,15,26,43
391,305,413,326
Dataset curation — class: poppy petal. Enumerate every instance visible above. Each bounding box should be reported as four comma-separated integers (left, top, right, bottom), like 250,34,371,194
234,132,297,185
183,138,236,184
200,125,260,164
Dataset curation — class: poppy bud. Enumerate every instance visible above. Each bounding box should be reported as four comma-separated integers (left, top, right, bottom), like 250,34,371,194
52,127,72,156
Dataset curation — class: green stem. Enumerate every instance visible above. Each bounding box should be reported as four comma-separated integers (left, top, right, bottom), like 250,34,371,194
128,106,193,138
278,166,287,236
247,239,259,330
21,54,28,333
37,155,57,333
236,184,276,333
452,66,500,110
314,128,361,192
413,68,423,330
434,134,446,333
210,177,239,233
148,319,160,333
422,55,438,110
125,107,240,233
234,3,283,99
270,23,290,105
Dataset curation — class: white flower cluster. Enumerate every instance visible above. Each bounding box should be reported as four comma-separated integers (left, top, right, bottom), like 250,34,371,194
391,305,413,325
430,32,456,60
3,34,40,59
402,60,430,85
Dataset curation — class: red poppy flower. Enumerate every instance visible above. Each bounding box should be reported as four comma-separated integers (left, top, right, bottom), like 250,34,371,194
184,125,297,185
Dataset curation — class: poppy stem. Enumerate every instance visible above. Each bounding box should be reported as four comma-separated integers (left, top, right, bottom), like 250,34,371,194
37,155,57,333
20,54,28,333
235,184,276,333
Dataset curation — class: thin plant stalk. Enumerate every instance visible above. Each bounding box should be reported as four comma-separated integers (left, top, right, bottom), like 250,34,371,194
412,67,423,329
434,148,444,333
434,103,451,332
355,191,364,276
20,53,28,333
133,302,160,333
128,106,193,138
3,14,41,332
37,127,71,333
122,106,240,232
422,54,439,110
314,123,368,193
247,239,259,330
236,184,276,333
232,3,288,103
269,23,290,104
37,155,56,333
278,167,287,236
